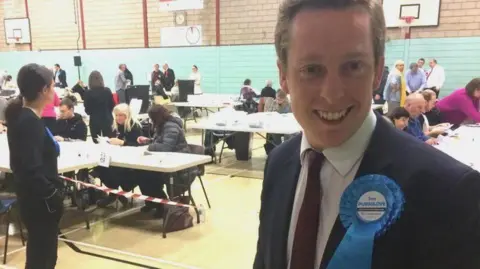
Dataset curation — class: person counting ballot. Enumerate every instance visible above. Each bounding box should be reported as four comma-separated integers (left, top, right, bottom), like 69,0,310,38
54,98,88,142
254,1,480,269
6,64,64,268
95,103,143,208
136,104,196,218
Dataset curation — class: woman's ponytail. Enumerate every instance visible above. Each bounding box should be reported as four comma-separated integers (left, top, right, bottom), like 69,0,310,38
5,95,23,125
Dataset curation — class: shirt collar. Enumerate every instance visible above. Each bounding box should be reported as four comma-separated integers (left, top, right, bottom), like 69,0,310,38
300,110,377,176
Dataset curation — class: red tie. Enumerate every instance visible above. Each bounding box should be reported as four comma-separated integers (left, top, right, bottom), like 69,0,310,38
427,67,434,79
290,150,325,269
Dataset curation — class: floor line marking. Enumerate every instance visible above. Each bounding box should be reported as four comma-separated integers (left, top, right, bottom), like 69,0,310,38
58,238,202,269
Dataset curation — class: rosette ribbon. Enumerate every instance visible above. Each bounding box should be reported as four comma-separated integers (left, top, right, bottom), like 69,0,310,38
326,174,404,269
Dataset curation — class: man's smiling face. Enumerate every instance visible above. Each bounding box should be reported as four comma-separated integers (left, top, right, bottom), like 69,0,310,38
278,8,384,149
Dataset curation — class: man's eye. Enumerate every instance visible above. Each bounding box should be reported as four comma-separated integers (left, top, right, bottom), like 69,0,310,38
300,65,324,78
342,61,366,76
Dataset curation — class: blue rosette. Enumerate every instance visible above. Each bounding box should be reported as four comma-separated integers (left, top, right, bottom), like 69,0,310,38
327,174,404,269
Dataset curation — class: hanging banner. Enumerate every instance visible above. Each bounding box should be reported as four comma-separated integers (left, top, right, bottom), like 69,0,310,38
159,0,203,11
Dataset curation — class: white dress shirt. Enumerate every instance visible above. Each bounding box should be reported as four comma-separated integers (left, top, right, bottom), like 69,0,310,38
426,64,445,89
189,72,202,94
287,110,377,269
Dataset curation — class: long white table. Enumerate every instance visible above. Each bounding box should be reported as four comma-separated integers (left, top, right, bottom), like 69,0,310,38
190,111,302,135
91,143,211,173
0,137,211,174
170,101,241,108
435,125,480,170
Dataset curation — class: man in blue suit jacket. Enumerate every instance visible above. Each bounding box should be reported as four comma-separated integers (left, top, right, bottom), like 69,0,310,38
54,63,67,88
254,0,480,269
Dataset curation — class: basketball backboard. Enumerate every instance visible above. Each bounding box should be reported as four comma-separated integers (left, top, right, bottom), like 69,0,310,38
382,0,441,28
3,18,31,44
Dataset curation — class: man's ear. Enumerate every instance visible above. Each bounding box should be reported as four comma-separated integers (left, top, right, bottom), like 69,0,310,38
277,59,289,94
372,56,385,93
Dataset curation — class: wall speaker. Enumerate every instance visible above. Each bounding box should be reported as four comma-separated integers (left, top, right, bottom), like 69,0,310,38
74,56,82,67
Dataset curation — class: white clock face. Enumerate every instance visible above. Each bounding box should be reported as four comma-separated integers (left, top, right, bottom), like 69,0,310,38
175,14,185,25
185,26,201,45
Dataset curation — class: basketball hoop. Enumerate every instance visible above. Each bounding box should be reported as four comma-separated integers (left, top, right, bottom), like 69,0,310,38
15,37,20,43
400,16,415,39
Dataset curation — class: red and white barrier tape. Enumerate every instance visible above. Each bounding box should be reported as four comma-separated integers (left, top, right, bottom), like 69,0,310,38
59,176,192,208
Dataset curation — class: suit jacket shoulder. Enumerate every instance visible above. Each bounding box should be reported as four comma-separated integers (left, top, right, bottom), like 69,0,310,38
323,115,480,269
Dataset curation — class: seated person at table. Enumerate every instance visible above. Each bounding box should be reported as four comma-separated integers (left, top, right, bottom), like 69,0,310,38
242,95,258,114
240,79,258,100
420,89,450,137
136,104,196,218
54,98,89,205
404,93,438,145
260,80,276,99
435,78,480,125
97,104,142,208
264,90,292,154
421,89,442,126
54,98,87,142
387,107,409,130
258,80,277,112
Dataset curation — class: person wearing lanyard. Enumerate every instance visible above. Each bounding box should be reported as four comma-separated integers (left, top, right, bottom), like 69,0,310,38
5,63,64,268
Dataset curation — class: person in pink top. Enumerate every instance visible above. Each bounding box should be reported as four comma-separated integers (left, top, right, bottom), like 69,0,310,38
435,78,480,125
41,91,60,132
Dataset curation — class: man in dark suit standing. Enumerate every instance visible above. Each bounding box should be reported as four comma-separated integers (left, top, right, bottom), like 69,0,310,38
124,64,134,85
54,63,67,88
161,63,175,92
254,1,480,269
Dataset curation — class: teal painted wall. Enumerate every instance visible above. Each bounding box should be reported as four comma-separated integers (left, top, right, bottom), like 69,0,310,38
1,37,479,96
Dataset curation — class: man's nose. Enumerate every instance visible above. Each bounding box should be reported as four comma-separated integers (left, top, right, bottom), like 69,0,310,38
319,74,345,103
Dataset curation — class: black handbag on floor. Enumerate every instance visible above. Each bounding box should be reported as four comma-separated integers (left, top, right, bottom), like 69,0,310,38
164,201,193,232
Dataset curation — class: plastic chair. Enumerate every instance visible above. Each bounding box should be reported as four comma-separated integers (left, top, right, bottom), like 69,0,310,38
1,198,26,264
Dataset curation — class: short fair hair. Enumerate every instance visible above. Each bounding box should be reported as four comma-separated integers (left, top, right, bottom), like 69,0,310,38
275,0,386,67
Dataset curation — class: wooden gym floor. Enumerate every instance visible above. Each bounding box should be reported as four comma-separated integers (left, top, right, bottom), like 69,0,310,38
0,129,266,269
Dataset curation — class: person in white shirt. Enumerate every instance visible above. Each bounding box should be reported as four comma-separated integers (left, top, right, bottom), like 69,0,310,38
170,80,179,100
426,59,445,97
189,65,202,95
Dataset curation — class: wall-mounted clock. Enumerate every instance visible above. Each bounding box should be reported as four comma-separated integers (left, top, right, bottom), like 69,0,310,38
186,26,201,45
174,12,187,26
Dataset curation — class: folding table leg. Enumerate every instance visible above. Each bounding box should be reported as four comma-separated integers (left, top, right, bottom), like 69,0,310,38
72,183,91,230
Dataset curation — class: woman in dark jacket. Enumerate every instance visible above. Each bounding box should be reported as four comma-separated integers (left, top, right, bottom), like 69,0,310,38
137,104,195,218
97,103,142,208
83,71,115,142
6,64,64,267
